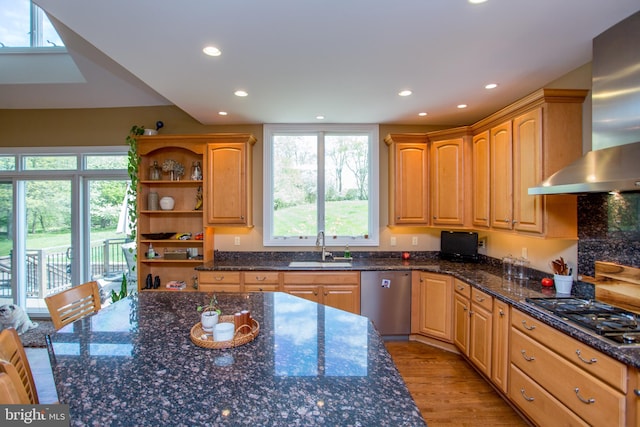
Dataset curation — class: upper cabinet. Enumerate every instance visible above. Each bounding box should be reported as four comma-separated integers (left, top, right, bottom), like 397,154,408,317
385,133,430,226
474,89,588,238
429,128,471,227
205,134,256,226
471,131,490,228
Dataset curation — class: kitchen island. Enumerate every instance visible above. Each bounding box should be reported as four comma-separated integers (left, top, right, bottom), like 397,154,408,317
46,291,426,426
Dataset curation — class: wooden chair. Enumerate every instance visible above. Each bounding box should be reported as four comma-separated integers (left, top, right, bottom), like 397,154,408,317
0,360,30,404
0,328,38,404
45,280,102,330
0,371,23,404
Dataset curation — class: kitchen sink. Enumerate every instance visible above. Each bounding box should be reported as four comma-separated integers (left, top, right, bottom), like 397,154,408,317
288,261,352,268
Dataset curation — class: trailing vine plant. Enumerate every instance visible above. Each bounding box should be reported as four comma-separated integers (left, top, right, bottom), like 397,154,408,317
126,125,145,242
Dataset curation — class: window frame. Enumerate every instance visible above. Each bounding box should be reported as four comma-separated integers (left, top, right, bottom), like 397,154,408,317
263,123,379,247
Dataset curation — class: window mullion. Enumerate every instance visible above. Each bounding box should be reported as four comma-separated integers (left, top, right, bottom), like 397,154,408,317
317,132,325,233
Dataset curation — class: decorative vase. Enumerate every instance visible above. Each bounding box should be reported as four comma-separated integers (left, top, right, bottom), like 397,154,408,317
201,311,219,332
554,274,573,294
159,196,175,210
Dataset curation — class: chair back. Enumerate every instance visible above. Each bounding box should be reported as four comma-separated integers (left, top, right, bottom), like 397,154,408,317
45,280,102,330
0,328,38,404
0,360,30,404
0,371,23,404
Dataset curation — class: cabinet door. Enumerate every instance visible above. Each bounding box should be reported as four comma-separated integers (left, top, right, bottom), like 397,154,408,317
390,141,429,225
513,108,543,233
323,285,360,314
430,138,465,226
206,143,249,225
491,299,510,393
469,303,492,377
418,272,453,342
472,131,490,228
453,292,470,355
490,121,513,230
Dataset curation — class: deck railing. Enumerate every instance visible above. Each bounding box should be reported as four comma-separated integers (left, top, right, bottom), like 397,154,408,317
0,238,130,298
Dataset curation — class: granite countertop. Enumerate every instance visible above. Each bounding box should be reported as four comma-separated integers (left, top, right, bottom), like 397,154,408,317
46,292,426,426
196,251,640,369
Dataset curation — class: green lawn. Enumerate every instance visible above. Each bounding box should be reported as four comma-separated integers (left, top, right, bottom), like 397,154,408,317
274,200,368,236
0,228,125,256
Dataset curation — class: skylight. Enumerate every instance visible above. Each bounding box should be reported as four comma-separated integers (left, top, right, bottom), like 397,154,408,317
0,0,64,48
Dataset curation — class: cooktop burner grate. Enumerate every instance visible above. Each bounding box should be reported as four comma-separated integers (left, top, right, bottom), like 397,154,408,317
526,297,640,345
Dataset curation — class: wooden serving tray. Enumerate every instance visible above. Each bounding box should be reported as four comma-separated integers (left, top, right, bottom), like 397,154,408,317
190,315,259,349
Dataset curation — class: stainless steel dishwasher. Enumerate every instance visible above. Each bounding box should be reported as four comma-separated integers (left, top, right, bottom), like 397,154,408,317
360,271,411,339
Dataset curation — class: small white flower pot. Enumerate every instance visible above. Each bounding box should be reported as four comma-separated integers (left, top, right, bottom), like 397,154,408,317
201,311,219,332
554,274,573,295
159,196,175,210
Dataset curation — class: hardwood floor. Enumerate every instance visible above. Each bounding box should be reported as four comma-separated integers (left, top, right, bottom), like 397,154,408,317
386,341,528,427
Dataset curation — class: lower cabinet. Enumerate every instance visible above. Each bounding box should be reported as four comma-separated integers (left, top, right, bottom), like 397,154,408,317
282,272,360,314
510,308,627,427
412,272,453,342
198,271,242,292
243,271,281,292
491,299,510,394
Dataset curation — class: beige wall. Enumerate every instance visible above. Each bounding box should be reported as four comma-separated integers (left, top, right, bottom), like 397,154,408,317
0,63,593,275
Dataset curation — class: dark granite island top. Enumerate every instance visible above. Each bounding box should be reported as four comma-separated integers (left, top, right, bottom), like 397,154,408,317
46,291,426,427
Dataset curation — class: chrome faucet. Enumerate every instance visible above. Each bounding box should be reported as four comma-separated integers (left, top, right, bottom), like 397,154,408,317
316,230,332,261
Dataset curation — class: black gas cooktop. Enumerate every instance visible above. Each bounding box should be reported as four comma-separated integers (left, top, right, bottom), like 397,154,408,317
526,297,640,346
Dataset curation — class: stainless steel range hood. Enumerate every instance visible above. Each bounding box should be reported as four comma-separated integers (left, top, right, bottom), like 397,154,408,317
529,10,640,195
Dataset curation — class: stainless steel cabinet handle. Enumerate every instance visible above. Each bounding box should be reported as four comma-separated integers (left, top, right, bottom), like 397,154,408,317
575,349,597,364
255,276,267,281
475,296,485,302
520,388,535,402
520,349,535,361
574,388,595,404
499,309,505,317
457,286,465,291
634,389,640,397
521,320,536,331
214,276,224,281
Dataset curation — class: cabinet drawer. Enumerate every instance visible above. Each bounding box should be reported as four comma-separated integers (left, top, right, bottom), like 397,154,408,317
244,283,280,292
283,272,360,285
471,287,493,312
509,364,588,427
511,328,625,427
199,271,241,284
512,309,627,392
454,279,471,298
243,271,281,284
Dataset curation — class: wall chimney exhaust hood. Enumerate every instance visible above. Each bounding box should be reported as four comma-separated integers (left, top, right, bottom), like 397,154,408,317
529,10,640,195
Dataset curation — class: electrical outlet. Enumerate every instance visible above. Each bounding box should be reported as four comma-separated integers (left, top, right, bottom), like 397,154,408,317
390,236,397,246
478,238,487,249
234,236,241,246
412,236,418,246
522,247,528,259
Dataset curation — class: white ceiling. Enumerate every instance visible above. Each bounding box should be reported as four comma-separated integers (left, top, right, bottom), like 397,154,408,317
4,0,640,126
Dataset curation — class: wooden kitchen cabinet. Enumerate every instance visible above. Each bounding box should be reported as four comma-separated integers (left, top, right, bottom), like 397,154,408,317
469,287,493,377
491,298,510,394
429,129,471,227
198,271,242,292
136,136,211,291
453,284,470,355
413,272,453,342
471,130,490,228
283,272,360,314
510,308,627,426
205,134,256,226
243,271,281,292
384,133,430,225
476,89,587,238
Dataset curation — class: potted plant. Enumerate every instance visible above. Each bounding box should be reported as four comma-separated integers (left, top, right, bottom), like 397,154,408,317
197,294,221,331
550,257,573,294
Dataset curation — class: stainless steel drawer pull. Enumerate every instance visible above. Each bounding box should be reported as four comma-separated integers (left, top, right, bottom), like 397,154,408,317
255,276,267,281
214,276,224,281
574,388,595,404
520,349,535,361
457,286,465,291
575,349,597,364
520,388,535,402
475,296,485,302
634,389,640,397
521,320,536,331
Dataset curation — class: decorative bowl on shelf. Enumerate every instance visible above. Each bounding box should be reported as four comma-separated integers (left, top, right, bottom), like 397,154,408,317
141,232,176,240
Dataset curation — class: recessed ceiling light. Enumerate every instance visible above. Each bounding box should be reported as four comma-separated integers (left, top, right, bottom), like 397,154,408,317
457,104,468,109
218,111,228,116
418,112,428,117
468,0,488,4
234,90,248,97
316,115,325,120
485,83,498,89
398,90,412,97
202,46,221,57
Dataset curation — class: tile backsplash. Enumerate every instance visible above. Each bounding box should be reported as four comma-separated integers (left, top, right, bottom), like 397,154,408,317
578,193,640,277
